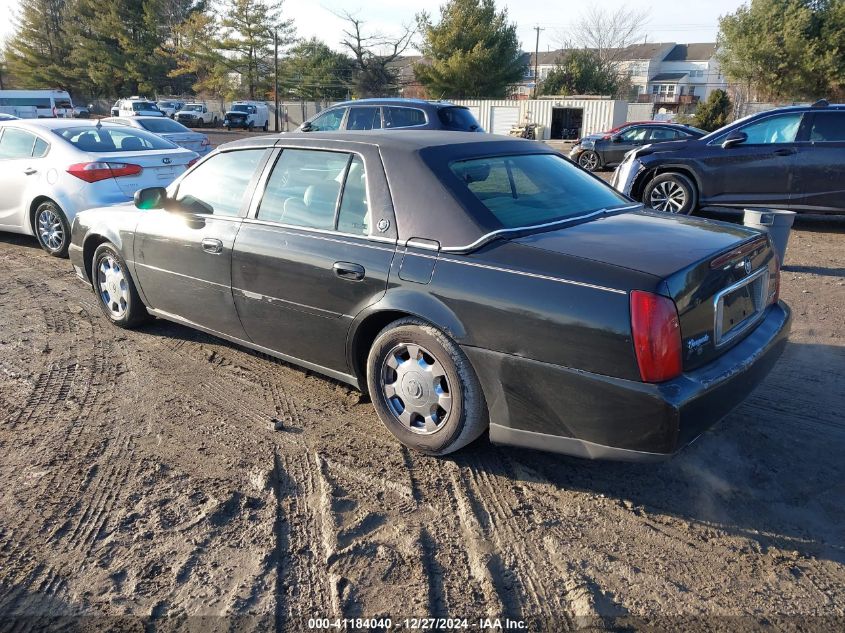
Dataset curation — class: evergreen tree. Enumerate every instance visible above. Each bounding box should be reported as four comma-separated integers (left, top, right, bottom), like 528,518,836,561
540,50,622,97
719,0,845,100
284,38,353,102
219,0,295,100
414,0,525,98
692,89,732,131
4,0,73,90
169,10,237,99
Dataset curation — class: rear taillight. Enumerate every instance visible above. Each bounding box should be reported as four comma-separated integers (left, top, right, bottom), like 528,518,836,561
630,290,683,383
768,256,780,305
187,157,200,168
67,162,142,183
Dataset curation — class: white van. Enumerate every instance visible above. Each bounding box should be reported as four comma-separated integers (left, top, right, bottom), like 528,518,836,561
223,101,269,131
0,90,74,118
117,98,165,118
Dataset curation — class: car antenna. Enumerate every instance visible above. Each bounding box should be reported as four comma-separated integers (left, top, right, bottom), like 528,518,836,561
812,98,829,108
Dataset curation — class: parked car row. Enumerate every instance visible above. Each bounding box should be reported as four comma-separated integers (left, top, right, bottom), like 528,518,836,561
0,99,803,462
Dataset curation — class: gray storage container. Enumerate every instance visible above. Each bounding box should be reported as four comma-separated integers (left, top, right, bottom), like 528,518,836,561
743,209,796,266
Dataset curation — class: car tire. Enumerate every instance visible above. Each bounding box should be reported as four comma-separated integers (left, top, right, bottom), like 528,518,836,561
643,172,698,214
366,317,488,456
263,121,268,132
33,200,70,258
225,125,231,131
578,150,601,172
91,242,149,329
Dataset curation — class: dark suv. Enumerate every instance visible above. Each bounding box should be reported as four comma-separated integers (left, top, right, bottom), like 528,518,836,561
612,101,845,214
569,122,705,171
299,98,483,133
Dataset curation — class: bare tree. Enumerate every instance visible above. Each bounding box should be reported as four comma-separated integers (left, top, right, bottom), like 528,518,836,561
566,7,650,64
336,10,414,98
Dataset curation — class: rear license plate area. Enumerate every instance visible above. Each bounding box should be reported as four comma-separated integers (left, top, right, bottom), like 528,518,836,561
714,269,768,347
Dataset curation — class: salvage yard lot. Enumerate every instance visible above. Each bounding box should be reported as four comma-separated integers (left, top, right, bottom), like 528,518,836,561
0,210,843,628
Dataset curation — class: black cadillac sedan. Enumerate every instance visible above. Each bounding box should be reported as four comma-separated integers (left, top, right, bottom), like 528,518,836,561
69,131,790,460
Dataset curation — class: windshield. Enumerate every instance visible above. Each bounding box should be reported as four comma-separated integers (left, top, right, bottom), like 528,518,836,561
132,102,159,112
157,101,175,108
55,99,73,109
140,118,190,133
53,126,177,152
185,105,203,112
438,106,480,131
232,105,253,113
449,154,630,229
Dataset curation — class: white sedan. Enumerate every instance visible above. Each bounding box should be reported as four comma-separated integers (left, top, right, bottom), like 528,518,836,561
102,116,212,156
0,119,198,257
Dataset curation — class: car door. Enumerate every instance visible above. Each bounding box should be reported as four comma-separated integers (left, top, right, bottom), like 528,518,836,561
132,147,272,337
0,127,48,231
700,112,805,209
603,125,650,165
791,110,845,212
232,146,397,375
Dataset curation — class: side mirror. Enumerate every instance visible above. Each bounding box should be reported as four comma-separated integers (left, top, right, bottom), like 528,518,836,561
611,135,622,143
134,187,168,210
301,121,313,132
722,131,747,149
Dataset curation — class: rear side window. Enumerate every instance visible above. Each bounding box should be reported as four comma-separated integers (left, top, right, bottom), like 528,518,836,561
347,107,381,131
54,126,176,152
337,156,368,235
384,107,427,128
449,154,629,229
33,137,49,157
437,106,479,131
0,128,37,159
175,149,266,216
648,128,678,140
809,112,845,142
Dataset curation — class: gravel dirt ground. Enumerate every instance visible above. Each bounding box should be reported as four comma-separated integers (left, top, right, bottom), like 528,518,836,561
0,156,843,630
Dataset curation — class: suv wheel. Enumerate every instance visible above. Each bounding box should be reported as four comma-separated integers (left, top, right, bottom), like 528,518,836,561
643,173,697,214
367,318,488,456
578,150,601,172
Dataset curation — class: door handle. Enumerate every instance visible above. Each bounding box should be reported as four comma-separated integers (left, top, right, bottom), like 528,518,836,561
23,167,37,175
201,238,223,254
774,148,795,156
333,261,365,281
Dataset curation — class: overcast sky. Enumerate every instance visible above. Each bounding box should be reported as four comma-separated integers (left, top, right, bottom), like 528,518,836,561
0,0,747,52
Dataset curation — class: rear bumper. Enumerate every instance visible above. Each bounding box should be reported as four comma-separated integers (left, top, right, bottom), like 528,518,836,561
466,302,791,461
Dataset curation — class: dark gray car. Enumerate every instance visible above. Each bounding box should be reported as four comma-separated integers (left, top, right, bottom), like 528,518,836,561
69,131,789,461
299,99,484,133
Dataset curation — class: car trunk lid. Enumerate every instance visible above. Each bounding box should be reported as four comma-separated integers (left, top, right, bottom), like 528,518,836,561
86,148,195,196
510,210,778,370
160,132,207,152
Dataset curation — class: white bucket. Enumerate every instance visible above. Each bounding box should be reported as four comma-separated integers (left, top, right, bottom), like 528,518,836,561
743,209,796,266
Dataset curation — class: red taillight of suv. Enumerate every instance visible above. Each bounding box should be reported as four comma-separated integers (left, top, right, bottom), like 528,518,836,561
630,290,683,383
67,162,143,183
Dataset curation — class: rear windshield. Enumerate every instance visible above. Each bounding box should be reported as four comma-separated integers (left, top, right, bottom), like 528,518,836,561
438,106,480,131
449,154,629,229
53,126,177,152
140,118,190,133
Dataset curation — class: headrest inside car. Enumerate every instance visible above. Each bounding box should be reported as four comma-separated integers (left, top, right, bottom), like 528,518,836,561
458,163,491,184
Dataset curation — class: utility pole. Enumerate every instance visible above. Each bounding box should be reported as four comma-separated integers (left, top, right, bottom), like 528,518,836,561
273,29,280,133
533,25,544,99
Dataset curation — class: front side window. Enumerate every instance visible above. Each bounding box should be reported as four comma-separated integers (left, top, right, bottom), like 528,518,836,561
175,149,266,216
809,112,845,142
619,126,649,141
385,107,428,129
347,107,381,130
449,154,629,229
258,149,350,229
309,108,346,131
740,113,803,144
0,128,37,159
54,126,176,152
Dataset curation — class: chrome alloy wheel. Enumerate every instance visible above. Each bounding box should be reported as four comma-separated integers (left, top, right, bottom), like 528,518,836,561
37,208,64,251
649,180,687,212
97,255,130,319
578,151,599,171
380,343,452,435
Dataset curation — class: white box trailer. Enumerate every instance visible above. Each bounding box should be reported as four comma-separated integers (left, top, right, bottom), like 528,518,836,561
451,98,628,140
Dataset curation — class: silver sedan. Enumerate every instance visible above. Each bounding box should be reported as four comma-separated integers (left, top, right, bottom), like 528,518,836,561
103,116,212,157
0,119,198,257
